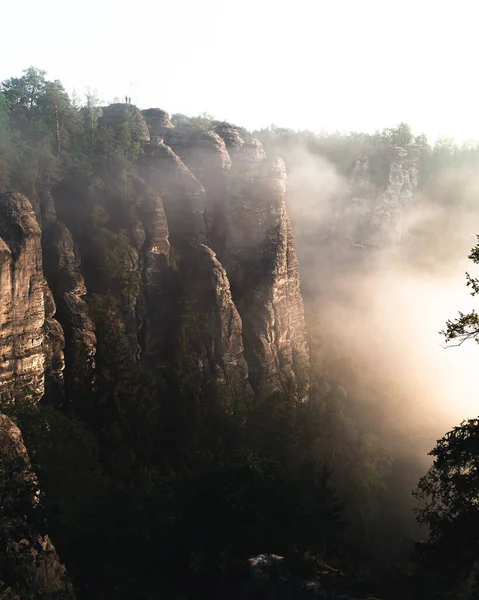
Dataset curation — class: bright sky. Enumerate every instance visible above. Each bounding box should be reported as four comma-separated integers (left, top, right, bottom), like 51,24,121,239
2,0,478,142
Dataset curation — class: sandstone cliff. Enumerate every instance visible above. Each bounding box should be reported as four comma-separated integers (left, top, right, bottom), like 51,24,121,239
40,192,96,390
160,117,309,395
347,145,421,246
0,413,75,599
0,105,311,405
0,193,62,404
139,134,249,387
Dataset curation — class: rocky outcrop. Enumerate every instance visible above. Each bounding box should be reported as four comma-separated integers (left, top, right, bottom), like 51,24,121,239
166,122,232,243
347,146,421,246
40,192,96,389
42,284,65,399
0,109,312,404
184,244,249,388
139,140,207,247
128,175,171,362
0,414,75,599
369,146,420,244
142,108,174,142
139,138,249,386
167,125,232,179
0,194,54,404
100,103,150,143
141,115,310,396
214,122,245,154
349,152,374,198
168,122,310,396
220,140,309,395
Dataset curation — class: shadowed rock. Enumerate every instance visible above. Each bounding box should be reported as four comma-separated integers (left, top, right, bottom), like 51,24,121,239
0,414,76,599
40,191,96,389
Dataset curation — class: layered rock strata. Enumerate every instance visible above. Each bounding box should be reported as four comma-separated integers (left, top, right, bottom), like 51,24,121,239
0,193,59,403
150,115,310,396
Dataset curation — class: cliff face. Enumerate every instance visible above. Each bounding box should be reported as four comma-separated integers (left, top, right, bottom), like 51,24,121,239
100,103,151,143
0,193,61,404
0,105,311,404
139,134,249,387
158,118,310,395
347,145,421,246
40,192,96,390
0,413,75,599
218,137,309,395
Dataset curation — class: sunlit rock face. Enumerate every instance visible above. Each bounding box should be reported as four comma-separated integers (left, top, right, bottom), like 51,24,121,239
0,193,52,403
165,121,232,246
0,413,75,599
347,145,421,246
0,114,311,405
138,139,207,248
142,108,174,142
154,116,310,396
214,122,245,154
167,126,232,178
188,244,249,389
220,136,309,395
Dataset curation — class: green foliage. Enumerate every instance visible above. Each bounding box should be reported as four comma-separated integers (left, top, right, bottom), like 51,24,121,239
443,237,479,346
413,419,479,598
379,122,413,147
1,66,464,600
89,227,140,295
188,111,215,131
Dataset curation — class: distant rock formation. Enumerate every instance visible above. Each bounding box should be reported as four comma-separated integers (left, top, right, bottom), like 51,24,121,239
347,145,421,246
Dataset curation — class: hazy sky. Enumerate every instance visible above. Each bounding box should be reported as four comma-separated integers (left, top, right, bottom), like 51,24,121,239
2,0,478,141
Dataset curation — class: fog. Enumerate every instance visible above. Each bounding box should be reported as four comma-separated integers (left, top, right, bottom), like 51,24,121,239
284,146,479,449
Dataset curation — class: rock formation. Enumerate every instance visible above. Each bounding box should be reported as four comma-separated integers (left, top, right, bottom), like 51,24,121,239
128,175,171,362
347,145,421,246
0,105,311,405
142,108,174,142
40,192,96,389
0,413,75,599
0,193,60,404
100,103,150,143
139,139,207,248
139,132,249,387
153,115,310,396
219,139,309,395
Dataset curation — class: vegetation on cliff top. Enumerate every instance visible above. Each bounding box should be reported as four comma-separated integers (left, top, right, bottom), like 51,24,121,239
2,67,479,599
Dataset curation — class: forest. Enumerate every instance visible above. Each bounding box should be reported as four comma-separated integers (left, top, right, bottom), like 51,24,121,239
1,67,479,600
